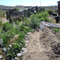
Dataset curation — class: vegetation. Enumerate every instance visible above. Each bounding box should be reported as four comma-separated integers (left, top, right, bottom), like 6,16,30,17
0,10,5,17
7,43,24,59
47,9,53,15
0,10,55,59
2,23,12,32
53,28,59,32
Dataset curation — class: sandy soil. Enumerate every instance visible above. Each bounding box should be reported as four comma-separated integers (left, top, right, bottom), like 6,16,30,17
47,16,56,23
0,17,9,23
22,28,60,60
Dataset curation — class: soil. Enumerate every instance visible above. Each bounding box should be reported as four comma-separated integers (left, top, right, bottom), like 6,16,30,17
22,27,60,60
0,17,9,23
47,16,56,23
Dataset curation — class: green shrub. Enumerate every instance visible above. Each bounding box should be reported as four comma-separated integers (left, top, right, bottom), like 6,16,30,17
47,9,53,15
38,17,45,22
53,28,59,32
30,15,40,29
7,43,25,59
2,23,12,32
2,32,11,46
0,21,2,26
0,10,5,17
18,32,25,39
43,11,49,17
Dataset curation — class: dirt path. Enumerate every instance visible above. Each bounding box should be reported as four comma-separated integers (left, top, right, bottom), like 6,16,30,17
23,31,50,60
23,28,60,60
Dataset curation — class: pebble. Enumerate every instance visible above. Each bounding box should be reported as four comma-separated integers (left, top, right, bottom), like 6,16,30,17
27,32,31,35
24,37,27,40
21,48,28,54
0,55,3,59
25,41,29,44
25,44,27,47
26,35,28,38
17,53,23,57
9,44,12,47
3,47,7,52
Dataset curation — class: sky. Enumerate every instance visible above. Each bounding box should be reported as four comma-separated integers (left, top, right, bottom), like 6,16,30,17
0,0,59,6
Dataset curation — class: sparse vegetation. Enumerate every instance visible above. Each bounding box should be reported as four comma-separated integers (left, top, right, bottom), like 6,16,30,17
53,28,59,32
0,10,5,17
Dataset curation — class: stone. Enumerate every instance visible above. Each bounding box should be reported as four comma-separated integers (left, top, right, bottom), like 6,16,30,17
25,44,27,47
24,37,27,40
25,41,29,44
9,44,12,47
26,35,28,38
27,32,31,35
17,53,23,57
21,48,28,54
15,57,18,60
0,55,3,59
40,21,60,31
0,39,3,47
3,47,7,52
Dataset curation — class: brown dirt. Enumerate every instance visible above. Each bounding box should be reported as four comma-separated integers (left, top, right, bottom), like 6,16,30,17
47,16,56,23
0,17,9,23
23,27,60,60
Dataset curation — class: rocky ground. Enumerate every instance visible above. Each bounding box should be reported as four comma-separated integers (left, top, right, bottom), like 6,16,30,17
22,27,60,60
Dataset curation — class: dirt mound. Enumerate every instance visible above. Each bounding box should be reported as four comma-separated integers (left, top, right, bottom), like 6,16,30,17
40,28,60,47
23,28,60,60
40,28,60,60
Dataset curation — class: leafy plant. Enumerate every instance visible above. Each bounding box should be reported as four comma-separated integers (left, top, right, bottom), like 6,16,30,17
47,9,53,15
2,32,11,46
53,28,59,32
2,23,12,32
7,43,24,59
0,21,2,26
0,10,5,17
30,15,40,29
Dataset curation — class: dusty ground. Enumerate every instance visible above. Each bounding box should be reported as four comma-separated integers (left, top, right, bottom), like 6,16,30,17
22,27,60,60
0,17,9,23
47,16,56,23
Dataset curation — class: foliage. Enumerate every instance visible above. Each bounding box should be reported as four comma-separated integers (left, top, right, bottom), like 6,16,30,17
38,17,45,22
29,15,40,29
7,43,24,59
16,7,19,10
53,28,59,32
18,32,25,39
15,20,20,25
0,10,5,17
0,21,2,26
42,7,45,12
2,32,11,46
2,23,12,32
27,11,31,17
47,9,53,15
43,11,49,17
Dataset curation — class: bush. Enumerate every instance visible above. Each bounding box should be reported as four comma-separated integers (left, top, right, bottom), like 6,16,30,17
7,43,25,59
0,10,5,17
38,17,45,22
0,21,2,26
47,9,53,15
2,32,11,46
18,32,25,39
43,11,49,17
53,28,59,32
2,23,12,32
30,15,40,29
